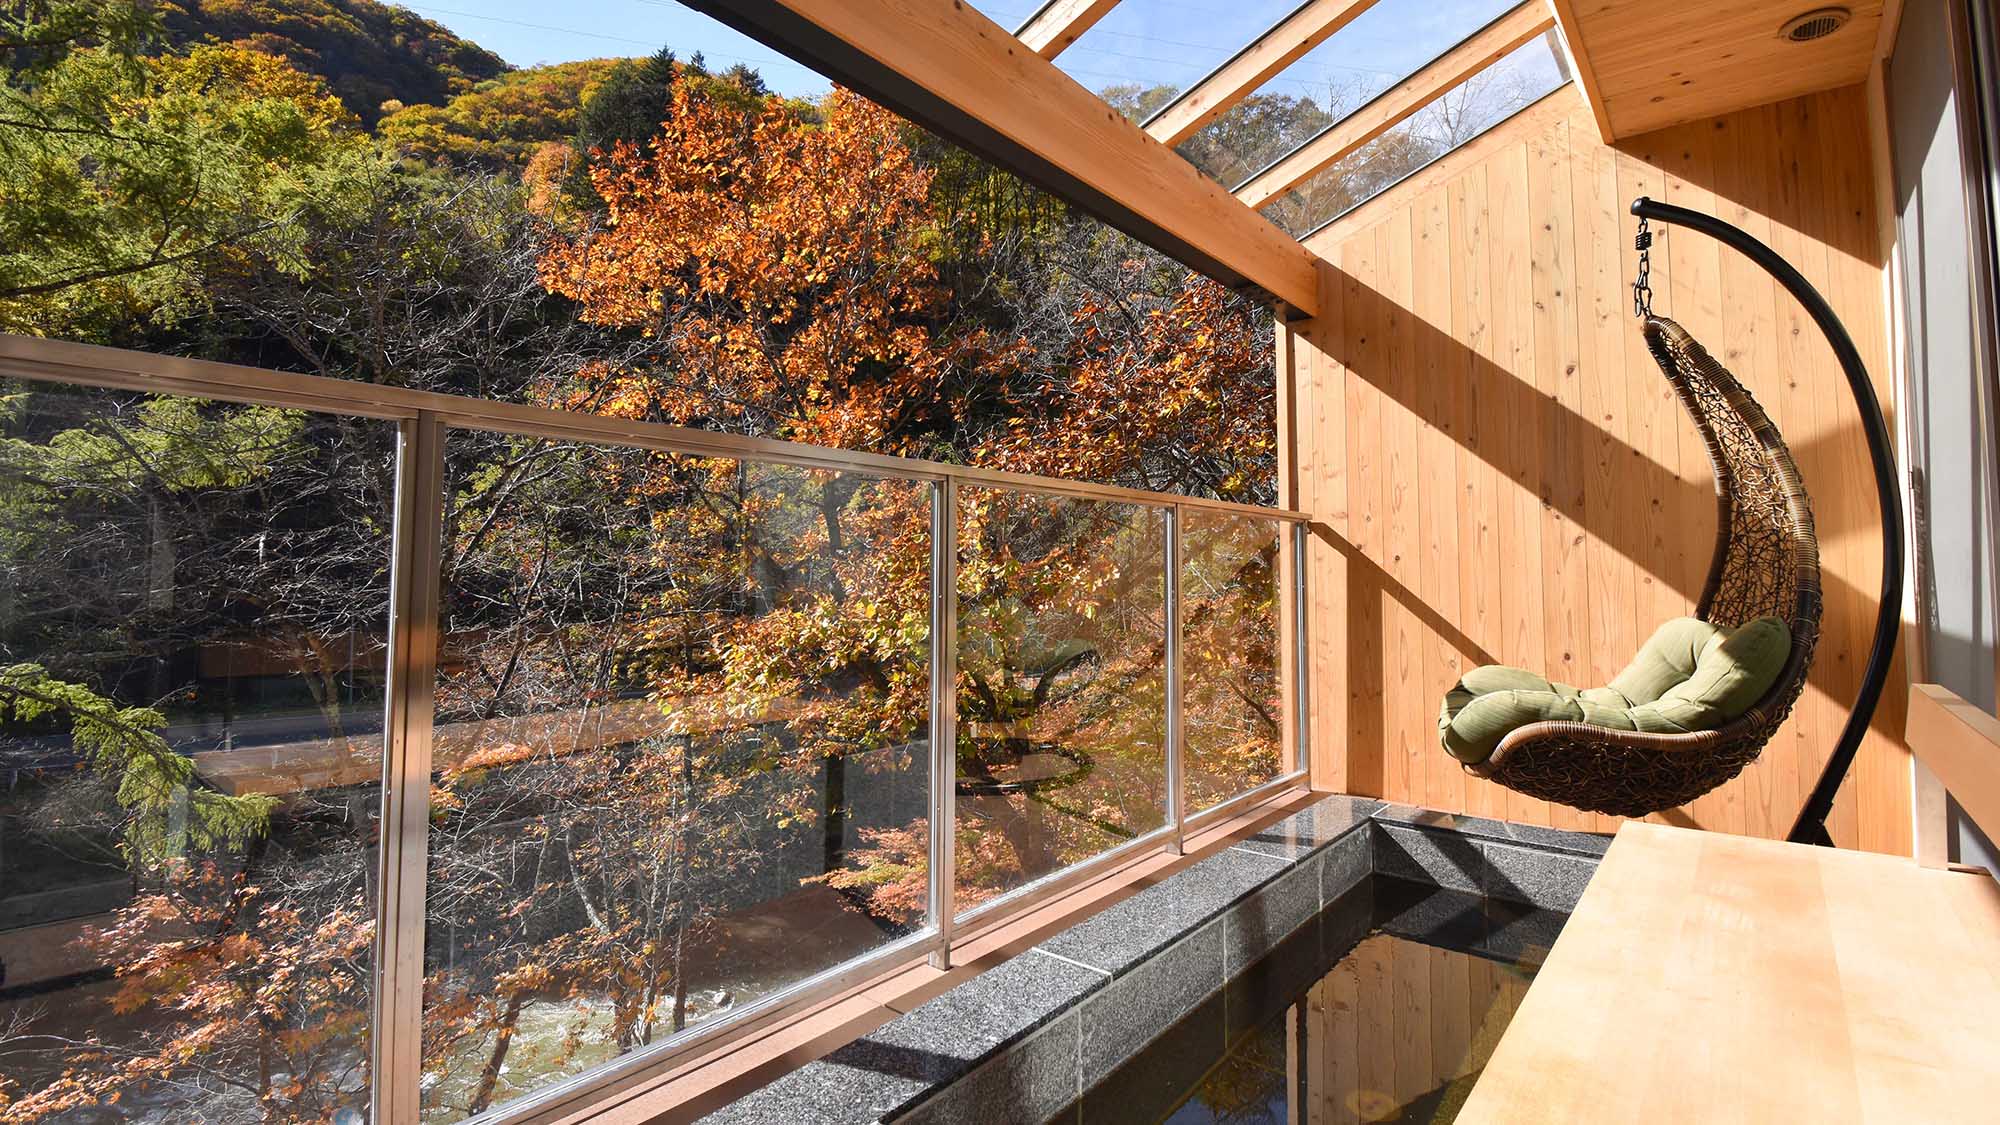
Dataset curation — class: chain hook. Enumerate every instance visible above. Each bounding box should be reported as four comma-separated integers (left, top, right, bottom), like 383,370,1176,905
1633,214,1654,319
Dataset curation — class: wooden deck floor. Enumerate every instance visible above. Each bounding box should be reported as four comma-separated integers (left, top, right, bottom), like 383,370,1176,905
1461,822,2000,1123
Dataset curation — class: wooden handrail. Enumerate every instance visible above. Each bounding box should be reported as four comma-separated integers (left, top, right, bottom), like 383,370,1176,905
1906,683,2000,844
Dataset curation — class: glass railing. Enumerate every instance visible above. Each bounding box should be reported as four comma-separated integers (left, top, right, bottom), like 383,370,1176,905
955,487,1170,910
0,335,1308,1124
1181,508,1288,815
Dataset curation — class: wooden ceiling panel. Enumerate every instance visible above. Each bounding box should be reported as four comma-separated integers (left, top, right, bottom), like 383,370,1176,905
1553,0,1885,138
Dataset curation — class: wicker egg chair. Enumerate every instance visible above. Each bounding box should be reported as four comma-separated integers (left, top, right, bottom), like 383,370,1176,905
1462,315,1822,818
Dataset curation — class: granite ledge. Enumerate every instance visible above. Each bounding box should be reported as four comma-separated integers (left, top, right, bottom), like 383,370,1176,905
699,794,1598,1124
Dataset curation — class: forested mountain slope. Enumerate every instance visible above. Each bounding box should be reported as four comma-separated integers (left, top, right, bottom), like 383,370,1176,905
159,0,507,123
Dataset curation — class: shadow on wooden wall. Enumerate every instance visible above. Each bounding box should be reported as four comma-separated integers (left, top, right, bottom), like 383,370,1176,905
1290,84,1909,853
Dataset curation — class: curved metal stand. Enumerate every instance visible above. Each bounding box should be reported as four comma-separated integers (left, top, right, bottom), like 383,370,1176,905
1630,197,1903,846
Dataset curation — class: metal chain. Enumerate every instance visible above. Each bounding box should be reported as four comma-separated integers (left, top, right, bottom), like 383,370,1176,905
1633,215,1654,318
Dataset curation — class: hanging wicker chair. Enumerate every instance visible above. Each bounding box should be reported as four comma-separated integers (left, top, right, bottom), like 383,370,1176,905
1463,315,1822,817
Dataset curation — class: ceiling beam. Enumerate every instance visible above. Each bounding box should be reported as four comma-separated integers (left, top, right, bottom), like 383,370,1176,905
685,0,1322,316
1236,1,1557,209
1145,0,1384,148
1017,0,1124,60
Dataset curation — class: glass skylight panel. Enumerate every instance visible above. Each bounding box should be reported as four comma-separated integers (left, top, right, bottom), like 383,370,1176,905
1048,0,1306,117
968,0,1044,32
1177,0,1522,189
1265,32,1571,238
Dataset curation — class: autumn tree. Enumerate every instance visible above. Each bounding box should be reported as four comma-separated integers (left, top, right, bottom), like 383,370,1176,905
379,58,621,170
976,271,1274,501
415,434,935,1118
0,0,158,73
0,39,373,335
0,384,391,1122
541,77,1001,452
534,71,1282,929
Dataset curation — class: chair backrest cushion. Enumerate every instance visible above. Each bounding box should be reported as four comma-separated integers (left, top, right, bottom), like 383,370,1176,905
1632,615,1792,732
1609,617,1726,705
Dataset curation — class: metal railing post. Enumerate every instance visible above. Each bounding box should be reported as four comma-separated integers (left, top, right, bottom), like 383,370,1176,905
371,412,445,1124
927,477,959,969
1165,504,1185,855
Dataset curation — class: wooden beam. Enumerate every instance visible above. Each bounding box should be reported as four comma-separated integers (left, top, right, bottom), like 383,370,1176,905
1546,0,1614,141
1144,0,1383,148
1235,2,1556,209
1907,683,2000,848
1017,0,1123,60
688,0,1322,315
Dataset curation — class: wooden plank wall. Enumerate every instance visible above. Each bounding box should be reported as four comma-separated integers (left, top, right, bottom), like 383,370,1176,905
1287,84,1912,853
1293,935,1531,1123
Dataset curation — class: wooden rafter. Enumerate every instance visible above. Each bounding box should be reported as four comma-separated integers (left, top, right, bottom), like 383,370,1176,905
1016,0,1123,60
1145,0,1384,148
1546,0,1614,140
687,0,1321,314
1235,1,1557,209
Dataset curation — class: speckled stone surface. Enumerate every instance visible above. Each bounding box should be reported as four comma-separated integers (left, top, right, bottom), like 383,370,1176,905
1037,845,1287,976
1319,824,1372,903
896,1010,1081,1125
1374,880,1492,949
694,1035,927,1125
1077,917,1225,1079
1222,907,1328,1042
1320,875,1375,958
1075,989,1227,1124
700,794,1599,1124
1223,849,1322,973
696,949,1100,1125
1373,803,1612,857
1371,822,1487,892
1373,879,1563,968
1231,794,1383,864
1480,839,1598,910
1484,897,1569,968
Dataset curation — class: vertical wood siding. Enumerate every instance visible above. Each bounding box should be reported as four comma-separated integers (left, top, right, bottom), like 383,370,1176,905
1287,84,1910,852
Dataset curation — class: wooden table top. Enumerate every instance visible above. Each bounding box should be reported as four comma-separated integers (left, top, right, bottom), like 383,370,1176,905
1459,822,2000,1123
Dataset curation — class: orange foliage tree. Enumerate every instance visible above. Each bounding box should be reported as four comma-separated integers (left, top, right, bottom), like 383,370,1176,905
540,79,1000,453
525,74,1280,936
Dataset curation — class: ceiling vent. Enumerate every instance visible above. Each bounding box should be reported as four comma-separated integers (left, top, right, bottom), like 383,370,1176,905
1780,7,1852,43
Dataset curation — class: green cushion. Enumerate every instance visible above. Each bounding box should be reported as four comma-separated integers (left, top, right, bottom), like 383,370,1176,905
1609,617,1725,704
1438,616,1792,764
1656,612,1800,716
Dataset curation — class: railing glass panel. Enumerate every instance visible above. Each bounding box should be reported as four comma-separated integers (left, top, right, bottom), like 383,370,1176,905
953,486,1169,912
1181,509,1287,814
0,378,393,1122
418,432,932,1122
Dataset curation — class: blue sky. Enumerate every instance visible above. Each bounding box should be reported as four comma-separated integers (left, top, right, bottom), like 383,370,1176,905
407,0,1523,106
402,1,833,95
